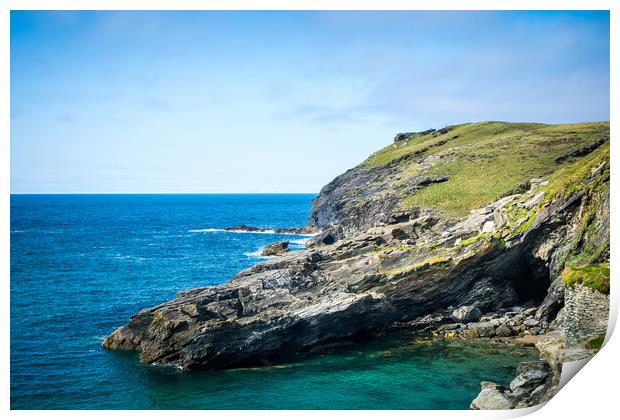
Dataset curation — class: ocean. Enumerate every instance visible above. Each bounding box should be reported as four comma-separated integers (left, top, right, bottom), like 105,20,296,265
10,194,538,409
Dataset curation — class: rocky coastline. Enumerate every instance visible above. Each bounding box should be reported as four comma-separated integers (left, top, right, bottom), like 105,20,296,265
103,122,610,409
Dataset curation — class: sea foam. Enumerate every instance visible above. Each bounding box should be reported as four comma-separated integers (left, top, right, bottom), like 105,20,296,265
243,250,270,259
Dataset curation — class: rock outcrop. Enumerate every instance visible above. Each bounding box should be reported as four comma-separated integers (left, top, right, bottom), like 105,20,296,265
450,305,482,323
104,121,610,410
471,361,553,409
261,241,289,256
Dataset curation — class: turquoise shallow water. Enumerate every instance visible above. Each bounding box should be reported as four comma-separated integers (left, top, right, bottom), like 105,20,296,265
10,194,538,409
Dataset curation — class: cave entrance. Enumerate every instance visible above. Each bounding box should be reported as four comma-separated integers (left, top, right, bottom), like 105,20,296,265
508,254,551,305
322,234,335,245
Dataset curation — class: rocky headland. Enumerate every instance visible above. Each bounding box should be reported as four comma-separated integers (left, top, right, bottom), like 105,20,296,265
103,121,610,409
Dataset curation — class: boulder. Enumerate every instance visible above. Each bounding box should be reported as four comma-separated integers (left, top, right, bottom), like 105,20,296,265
450,305,481,323
509,366,551,396
470,387,513,410
261,241,289,256
468,321,496,337
495,324,513,337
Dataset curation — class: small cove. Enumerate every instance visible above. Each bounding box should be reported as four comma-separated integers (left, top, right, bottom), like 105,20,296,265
10,194,539,409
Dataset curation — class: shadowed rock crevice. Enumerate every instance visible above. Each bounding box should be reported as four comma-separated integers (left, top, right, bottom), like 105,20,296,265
508,253,551,305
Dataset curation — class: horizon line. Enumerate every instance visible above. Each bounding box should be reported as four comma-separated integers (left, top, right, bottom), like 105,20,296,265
10,192,319,195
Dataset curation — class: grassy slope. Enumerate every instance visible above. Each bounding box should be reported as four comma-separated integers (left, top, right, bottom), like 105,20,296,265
363,122,610,298
361,121,609,219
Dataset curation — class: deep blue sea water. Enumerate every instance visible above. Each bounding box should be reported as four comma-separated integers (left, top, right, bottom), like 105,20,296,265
10,194,538,409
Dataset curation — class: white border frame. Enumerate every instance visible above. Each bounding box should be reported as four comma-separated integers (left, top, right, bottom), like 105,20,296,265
1,1,616,419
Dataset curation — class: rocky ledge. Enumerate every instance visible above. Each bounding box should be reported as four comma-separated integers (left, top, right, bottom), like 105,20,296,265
103,122,610,409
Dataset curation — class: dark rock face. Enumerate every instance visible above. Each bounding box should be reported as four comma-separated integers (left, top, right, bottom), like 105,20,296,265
308,165,403,240
261,241,289,256
307,166,451,242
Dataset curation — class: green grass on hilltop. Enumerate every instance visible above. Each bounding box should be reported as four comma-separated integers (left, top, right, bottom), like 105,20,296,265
361,121,609,218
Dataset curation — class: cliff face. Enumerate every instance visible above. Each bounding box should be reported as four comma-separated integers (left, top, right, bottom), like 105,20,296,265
103,122,610,376
309,122,608,239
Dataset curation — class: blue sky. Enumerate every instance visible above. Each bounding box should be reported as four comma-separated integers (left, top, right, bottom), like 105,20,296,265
11,10,609,193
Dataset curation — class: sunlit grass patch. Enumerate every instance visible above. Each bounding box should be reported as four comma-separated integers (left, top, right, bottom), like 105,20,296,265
562,263,610,294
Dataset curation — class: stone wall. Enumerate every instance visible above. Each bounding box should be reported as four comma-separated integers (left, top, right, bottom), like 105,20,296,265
564,283,609,347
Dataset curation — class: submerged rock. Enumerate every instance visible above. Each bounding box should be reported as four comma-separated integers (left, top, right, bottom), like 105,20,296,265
224,224,261,232
224,225,320,235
